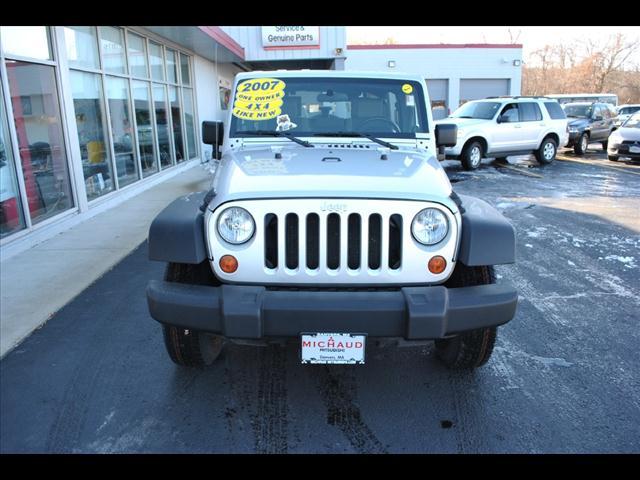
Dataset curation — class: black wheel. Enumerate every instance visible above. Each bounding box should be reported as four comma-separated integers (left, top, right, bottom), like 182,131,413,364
435,264,498,369
608,155,619,162
162,262,224,367
574,133,588,155
601,141,608,151
534,137,557,165
461,140,483,170
162,325,223,367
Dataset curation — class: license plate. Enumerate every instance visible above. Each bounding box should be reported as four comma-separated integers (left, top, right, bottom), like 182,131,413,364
301,333,366,364
629,146,640,153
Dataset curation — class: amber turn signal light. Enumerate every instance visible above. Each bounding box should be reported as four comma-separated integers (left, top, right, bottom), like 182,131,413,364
428,255,447,274
219,255,238,273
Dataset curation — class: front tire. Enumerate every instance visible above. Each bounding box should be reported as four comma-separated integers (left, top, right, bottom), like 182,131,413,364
601,141,608,151
534,137,557,165
435,265,498,369
162,262,224,367
608,155,619,162
574,133,588,155
461,141,483,171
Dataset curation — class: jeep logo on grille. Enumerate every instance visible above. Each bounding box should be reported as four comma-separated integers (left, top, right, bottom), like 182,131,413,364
320,202,348,213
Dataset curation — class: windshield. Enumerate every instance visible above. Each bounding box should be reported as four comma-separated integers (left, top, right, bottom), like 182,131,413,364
619,106,640,116
564,104,593,118
622,114,640,128
450,101,501,120
229,77,428,138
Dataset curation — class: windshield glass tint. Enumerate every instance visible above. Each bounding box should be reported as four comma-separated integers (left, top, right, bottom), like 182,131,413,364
451,101,500,120
623,115,640,128
620,106,640,115
564,104,592,118
229,77,427,137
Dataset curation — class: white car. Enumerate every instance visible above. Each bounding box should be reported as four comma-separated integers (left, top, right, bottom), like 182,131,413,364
615,104,640,128
608,112,640,161
435,97,569,170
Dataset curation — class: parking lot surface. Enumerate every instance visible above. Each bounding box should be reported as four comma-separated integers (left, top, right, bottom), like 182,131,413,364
1,149,639,453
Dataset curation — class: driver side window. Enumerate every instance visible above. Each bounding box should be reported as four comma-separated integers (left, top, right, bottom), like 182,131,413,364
500,103,520,123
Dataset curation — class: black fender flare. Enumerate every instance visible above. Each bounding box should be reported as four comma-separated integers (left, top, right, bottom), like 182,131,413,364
148,191,208,264
456,194,516,266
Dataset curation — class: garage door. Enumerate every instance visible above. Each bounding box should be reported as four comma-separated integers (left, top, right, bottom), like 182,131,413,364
459,79,510,105
427,79,448,120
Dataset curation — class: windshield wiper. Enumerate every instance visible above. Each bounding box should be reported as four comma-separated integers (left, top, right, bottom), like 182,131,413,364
235,130,314,148
456,115,474,119
312,132,399,150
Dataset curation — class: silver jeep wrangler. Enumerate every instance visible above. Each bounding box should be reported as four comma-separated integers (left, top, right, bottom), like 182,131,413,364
146,70,518,369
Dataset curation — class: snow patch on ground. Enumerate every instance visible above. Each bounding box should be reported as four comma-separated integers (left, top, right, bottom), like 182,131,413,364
604,255,636,268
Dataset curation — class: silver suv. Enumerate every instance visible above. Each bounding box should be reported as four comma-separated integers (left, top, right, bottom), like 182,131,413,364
435,97,569,170
146,71,518,371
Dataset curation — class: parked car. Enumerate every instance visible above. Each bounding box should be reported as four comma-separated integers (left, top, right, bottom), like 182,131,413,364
435,96,568,170
564,102,618,155
615,104,640,128
607,112,640,162
146,70,518,370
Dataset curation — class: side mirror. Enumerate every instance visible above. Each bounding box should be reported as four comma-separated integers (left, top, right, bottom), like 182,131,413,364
497,114,508,124
435,123,457,148
593,115,603,121
202,121,224,160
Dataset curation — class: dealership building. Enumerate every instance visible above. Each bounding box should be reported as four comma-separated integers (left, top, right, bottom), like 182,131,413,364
0,26,521,257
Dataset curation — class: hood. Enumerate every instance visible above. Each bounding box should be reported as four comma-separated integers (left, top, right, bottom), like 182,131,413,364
568,118,590,128
612,126,640,142
435,117,489,128
211,143,453,205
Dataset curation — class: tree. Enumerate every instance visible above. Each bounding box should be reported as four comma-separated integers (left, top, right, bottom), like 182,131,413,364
522,34,640,103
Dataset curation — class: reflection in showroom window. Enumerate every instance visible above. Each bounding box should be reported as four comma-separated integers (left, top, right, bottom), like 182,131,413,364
5,60,74,225
1,81,26,238
70,70,114,200
106,76,138,188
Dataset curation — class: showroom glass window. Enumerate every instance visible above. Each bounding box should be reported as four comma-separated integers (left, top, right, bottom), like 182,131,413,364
64,26,100,70
178,54,197,160
0,80,26,238
168,86,184,162
69,70,114,200
2,27,75,228
127,32,148,79
165,49,177,84
132,80,157,177
153,84,172,169
105,76,138,188
99,27,127,75
63,26,200,202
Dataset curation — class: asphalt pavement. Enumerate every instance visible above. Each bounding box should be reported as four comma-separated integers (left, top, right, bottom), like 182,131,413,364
1,149,639,453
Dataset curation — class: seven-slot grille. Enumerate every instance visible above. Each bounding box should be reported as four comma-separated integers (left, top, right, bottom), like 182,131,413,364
207,199,459,285
264,212,403,271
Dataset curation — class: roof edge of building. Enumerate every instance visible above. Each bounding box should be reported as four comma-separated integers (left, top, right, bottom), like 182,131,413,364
347,43,523,50
198,26,246,60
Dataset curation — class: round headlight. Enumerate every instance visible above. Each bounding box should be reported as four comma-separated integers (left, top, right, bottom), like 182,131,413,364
217,207,255,244
411,208,449,245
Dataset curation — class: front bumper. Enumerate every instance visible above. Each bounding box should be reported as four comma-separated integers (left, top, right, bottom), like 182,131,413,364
608,142,640,159
146,281,518,340
566,131,582,147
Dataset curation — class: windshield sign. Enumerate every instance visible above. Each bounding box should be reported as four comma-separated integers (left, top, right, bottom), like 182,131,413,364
229,77,428,138
451,101,501,120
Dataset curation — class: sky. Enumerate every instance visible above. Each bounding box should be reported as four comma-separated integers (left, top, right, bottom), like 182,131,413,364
347,26,640,68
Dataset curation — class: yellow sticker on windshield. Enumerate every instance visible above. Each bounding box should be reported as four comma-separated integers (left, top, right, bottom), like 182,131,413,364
233,78,286,121
402,83,413,94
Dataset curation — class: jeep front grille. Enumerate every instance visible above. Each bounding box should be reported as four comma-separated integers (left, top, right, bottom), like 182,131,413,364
206,199,459,285
264,212,403,272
